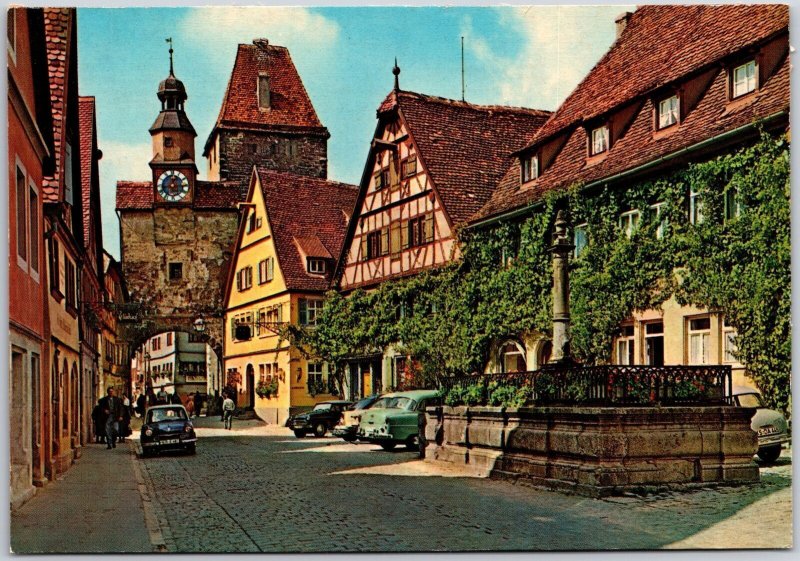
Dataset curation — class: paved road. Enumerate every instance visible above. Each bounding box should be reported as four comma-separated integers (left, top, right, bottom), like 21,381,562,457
133,417,792,553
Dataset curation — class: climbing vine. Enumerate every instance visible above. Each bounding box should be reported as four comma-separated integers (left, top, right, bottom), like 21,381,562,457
290,133,790,414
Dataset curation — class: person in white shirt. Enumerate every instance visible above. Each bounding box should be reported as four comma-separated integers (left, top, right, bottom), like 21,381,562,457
222,393,235,430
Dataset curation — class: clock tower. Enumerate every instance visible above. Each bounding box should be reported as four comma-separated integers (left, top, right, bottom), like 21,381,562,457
149,40,197,205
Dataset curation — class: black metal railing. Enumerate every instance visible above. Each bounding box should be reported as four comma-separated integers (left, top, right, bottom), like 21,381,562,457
438,364,732,407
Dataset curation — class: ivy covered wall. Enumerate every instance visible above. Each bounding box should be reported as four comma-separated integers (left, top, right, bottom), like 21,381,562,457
290,133,790,415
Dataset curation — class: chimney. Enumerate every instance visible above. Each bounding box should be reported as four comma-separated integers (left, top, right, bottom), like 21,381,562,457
253,38,270,50
615,12,632,39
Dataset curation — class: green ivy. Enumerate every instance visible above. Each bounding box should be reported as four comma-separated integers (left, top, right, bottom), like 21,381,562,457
289,133,790,416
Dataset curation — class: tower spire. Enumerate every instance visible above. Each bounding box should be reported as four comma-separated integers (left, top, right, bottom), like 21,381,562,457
166,37,174,75
393,58,401,92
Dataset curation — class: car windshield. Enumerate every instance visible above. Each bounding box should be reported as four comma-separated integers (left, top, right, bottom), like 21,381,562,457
370,396,415,410
313,403,332,412
148,408,187,423
352,398,375,410
737,393,765,408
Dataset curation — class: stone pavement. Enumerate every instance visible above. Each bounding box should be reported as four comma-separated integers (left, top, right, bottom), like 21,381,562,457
10,439,154,553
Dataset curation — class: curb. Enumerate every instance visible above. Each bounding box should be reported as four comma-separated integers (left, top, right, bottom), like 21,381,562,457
129,441,168,552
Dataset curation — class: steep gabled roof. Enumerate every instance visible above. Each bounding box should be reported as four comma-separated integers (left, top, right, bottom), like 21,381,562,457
382,90,551,224
204,39,328,155
115,181,240,211
472,5,790,224
256,168,357,292
42,7,72,202
524,4,788,150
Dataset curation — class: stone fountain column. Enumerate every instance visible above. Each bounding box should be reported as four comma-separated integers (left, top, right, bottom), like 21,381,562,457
549,210,574,364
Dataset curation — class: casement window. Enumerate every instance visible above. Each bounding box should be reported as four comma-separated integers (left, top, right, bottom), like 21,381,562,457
690,190,704,225
307,362,326,392
29,182,38,277
619,210,641,238
374,166,392,190
65,258,76,312
658,95,679,129
688,317,711,365
616,325,635,365
246,211,257,233
650,203,667,240
16,164,27,267
644,322,665,366
500,231,520,268
236,266,253,291
308,258,326,274
590,126,609,155
363,228,388,260
231,312,254,341
401,156,417,179
407,214,434,248
574,223,588,258
724,187,741,222
723,317,738,363
732,60,757,99
298,298,323,326
258,73,271,109
521,154,539,183
151,336,161,351
499,340,527,373
49,238,62,298
258,258,274,284
168,262,183,281
166,333,173,346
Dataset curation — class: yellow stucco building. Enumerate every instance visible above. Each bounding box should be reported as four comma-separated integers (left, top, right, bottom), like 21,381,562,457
222,167,357,424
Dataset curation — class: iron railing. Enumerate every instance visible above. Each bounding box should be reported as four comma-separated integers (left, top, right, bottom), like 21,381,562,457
438,364,733,407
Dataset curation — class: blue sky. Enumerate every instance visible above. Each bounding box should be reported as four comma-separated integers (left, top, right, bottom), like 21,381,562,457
77,6,631,258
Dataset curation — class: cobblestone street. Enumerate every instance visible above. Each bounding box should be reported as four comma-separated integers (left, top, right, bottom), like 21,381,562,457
130,417,791,553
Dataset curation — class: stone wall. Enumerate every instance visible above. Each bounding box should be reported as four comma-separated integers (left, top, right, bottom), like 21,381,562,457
217,129,328,195
425,405,759,497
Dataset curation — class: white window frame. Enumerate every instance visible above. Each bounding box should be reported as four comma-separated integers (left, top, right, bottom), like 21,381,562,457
591,126,609,155
15,157,28,271
499,340,527,374
574,223,588,258
723,317,739,364
306,299,324,327
651,202,667,240
658,95,679,129
690,190,704,225
732,60,757,98
619,210,641,238
307,362,325,389
616,325,635,365
308,258,326,274
643,321,665,366
521,154,539,183
28,178,39,282
724,188,741,222
688,317,711,365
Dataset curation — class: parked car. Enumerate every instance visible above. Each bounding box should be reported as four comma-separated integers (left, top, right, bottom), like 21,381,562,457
287,400,353,438
333,395,381,441
732,387,790,462
357,390,441,450
140,404,197,456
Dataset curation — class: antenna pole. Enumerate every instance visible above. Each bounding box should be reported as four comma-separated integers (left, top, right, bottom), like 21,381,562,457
461,36,465,101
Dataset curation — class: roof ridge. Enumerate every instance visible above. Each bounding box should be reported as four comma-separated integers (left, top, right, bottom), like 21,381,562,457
396,89,551,116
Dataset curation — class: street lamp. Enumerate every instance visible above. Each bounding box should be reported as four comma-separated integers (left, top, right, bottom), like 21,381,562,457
193,317,205,333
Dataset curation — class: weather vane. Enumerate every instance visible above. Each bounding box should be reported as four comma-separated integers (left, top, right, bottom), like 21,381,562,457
166,37,174,75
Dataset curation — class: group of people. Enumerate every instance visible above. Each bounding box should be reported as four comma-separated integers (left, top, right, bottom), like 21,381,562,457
91,387,131,449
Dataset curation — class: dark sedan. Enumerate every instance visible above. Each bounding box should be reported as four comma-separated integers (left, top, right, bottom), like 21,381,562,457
287,400,352,438
140,405,197,456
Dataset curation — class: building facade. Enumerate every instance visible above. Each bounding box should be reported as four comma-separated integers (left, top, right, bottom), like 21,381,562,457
222,168,356,424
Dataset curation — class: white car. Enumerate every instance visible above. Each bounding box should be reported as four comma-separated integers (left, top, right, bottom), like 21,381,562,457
732,387,790,462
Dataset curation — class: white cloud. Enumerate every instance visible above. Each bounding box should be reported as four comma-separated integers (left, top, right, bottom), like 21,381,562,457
467,6,634,110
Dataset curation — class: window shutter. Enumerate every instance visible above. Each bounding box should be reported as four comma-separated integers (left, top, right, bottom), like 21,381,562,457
374,171,383,190
231,318,236,340
407,156,417,177
360,236,368,261
236,270,242,291
390,159,399,190
267,257,274,281
424,214,434,243
390,222,401,257
298,298,308,325
401,221,410,249
277,304,283,323
381,227,389,256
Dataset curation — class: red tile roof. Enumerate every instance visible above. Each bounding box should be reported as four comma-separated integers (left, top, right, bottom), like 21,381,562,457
387,90,551,225
474,7,789,223
42,8,72,203
205,39,327,154
78,96,96,246
293,236,333,259
116,180,240,211
256,168,357,291
526,4,789,148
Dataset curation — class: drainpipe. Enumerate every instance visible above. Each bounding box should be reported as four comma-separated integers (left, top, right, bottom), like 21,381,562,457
469,110,788,231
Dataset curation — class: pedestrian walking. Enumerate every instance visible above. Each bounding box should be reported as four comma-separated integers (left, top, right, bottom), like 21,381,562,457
193,392,203,417
222,393,235,430
119,398,131,443
156,386,168,404
170,391,182,405
99,388,124,449
135,392,146,418
186,394,196,418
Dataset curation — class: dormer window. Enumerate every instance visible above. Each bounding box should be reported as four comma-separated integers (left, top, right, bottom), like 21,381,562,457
521,154,539,183
590,126,609,156
657,95,679,129
258,73,271,109
732,60,757,99
308,258,326,274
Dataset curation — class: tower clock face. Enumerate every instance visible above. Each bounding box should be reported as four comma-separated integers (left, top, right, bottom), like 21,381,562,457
157,170,190,202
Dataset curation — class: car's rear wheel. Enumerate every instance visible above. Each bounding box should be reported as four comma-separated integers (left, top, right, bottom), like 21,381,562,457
314,422,327,438
406,434,419,450
379,442,397,451
757,445,781,463
293,430,306,438
342,434,357,442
